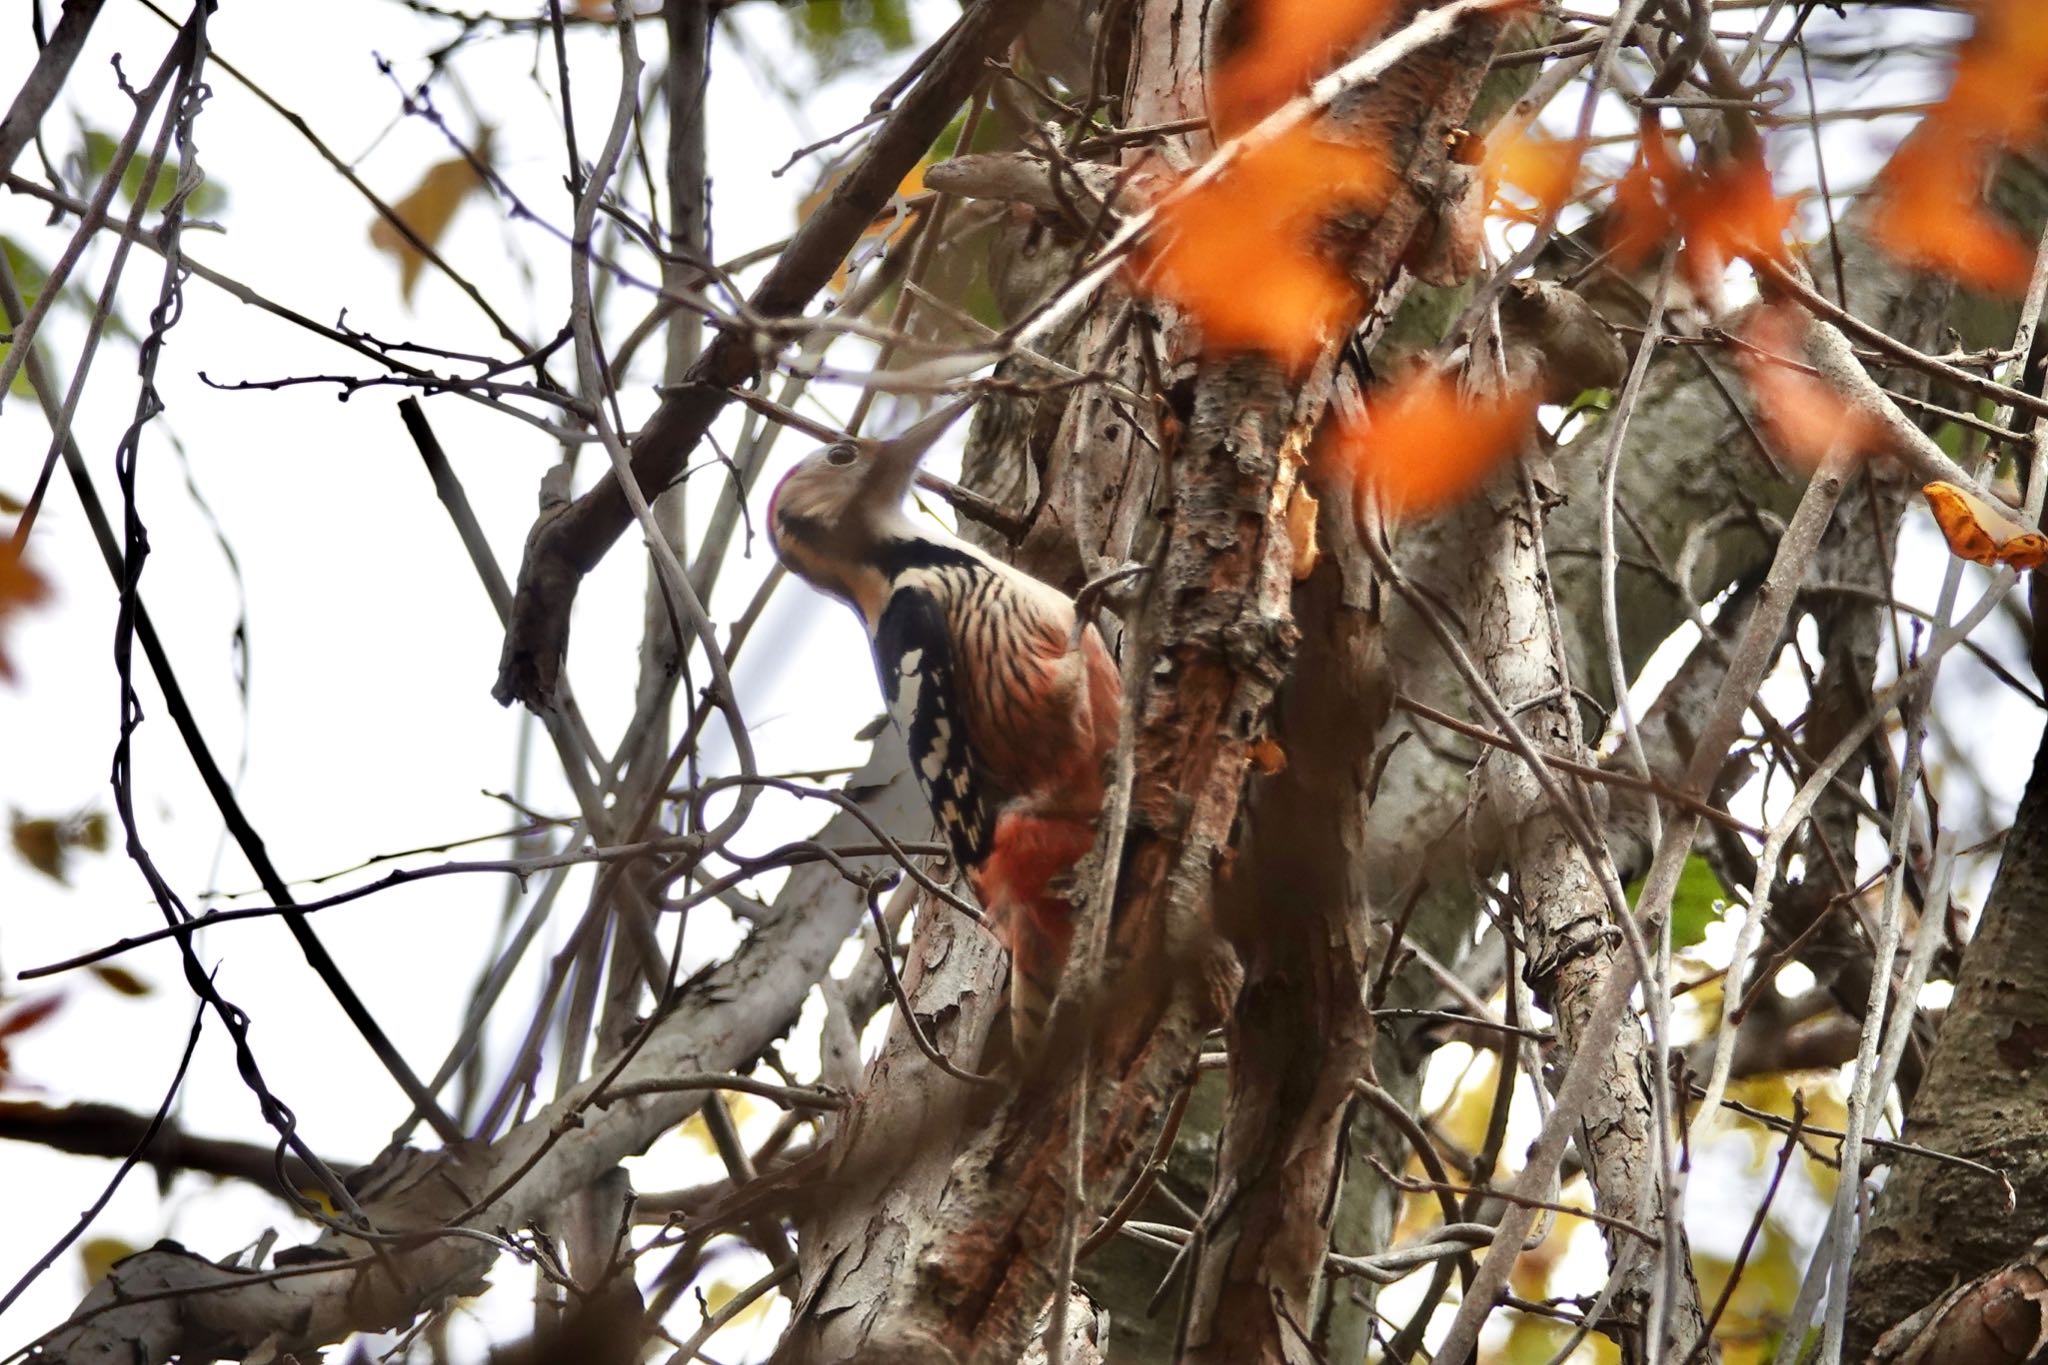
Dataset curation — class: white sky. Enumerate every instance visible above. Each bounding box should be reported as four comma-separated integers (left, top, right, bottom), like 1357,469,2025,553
1,1,2040,1361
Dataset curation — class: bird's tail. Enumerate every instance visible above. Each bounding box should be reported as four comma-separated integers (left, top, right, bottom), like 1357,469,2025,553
1001,892,1075,1057
973,812,1094,1059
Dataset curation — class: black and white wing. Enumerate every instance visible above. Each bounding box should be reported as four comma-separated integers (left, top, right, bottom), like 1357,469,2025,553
872,584,994,872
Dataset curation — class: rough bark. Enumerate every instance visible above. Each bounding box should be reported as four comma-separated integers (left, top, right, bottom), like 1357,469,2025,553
1847,688,2048,1358
1187,473,1388,1364
782,340,1294,1362
1179,6,1499,1359
1457,440,1709,1358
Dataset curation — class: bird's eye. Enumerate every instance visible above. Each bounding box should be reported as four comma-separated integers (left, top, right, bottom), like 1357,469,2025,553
825,442,859,468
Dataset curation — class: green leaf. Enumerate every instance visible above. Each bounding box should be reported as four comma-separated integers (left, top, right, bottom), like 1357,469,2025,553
0,237,45,398
1626,853,1728,951
792,0,916,67
1565,386,1613,416
73,126,226,217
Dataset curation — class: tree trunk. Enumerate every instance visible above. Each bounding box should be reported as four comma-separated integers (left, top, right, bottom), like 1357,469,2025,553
1847,595,2048,1357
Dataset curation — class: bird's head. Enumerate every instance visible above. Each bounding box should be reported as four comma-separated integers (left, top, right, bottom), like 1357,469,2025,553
767,397,971,616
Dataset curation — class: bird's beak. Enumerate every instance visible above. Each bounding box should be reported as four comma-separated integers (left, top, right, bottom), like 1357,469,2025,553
864,394,977,503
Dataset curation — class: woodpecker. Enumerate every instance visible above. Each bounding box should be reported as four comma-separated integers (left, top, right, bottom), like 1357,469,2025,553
767,402,1121,1053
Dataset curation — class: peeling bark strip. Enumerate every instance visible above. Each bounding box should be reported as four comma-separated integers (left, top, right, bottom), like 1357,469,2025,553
492,0,1047,711
1190,478,1388,1364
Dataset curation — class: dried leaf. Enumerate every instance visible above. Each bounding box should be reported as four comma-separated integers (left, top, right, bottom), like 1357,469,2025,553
1733,304,1879,468
0,994,65,1045
1134,125,1387,371
1249,737,1288,775
1336,368,1538,519
90,965,152,997
1210,0,1393,136
0,996,63,1041
1923,480,2048,571
10,808,110,884
0,539,50,682
9,814,62,882
370,128,496,301
74,810,109,852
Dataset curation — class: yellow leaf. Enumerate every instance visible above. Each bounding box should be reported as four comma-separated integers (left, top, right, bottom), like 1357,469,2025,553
78,1236,137,1286
699,1276,778,1335
370,128,496,301
1923,480,2048,570
675,1110,720,1155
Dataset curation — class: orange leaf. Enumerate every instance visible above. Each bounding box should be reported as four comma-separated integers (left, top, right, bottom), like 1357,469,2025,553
799,159,929,294
1605,127,1681,271
1872,136,2032,294
1922,481,2048,571
1133,125,1388,371
1867,0,2048,293
1733,305,1878,468
1607,132,1795,285
1287,481,1321,580
1946,0,2048,146
1483,130,1581,223
0,539,50,683
1211,0,1394,137
1682,153,1796,271
1249,736,1289,775
1335,369,1538,519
